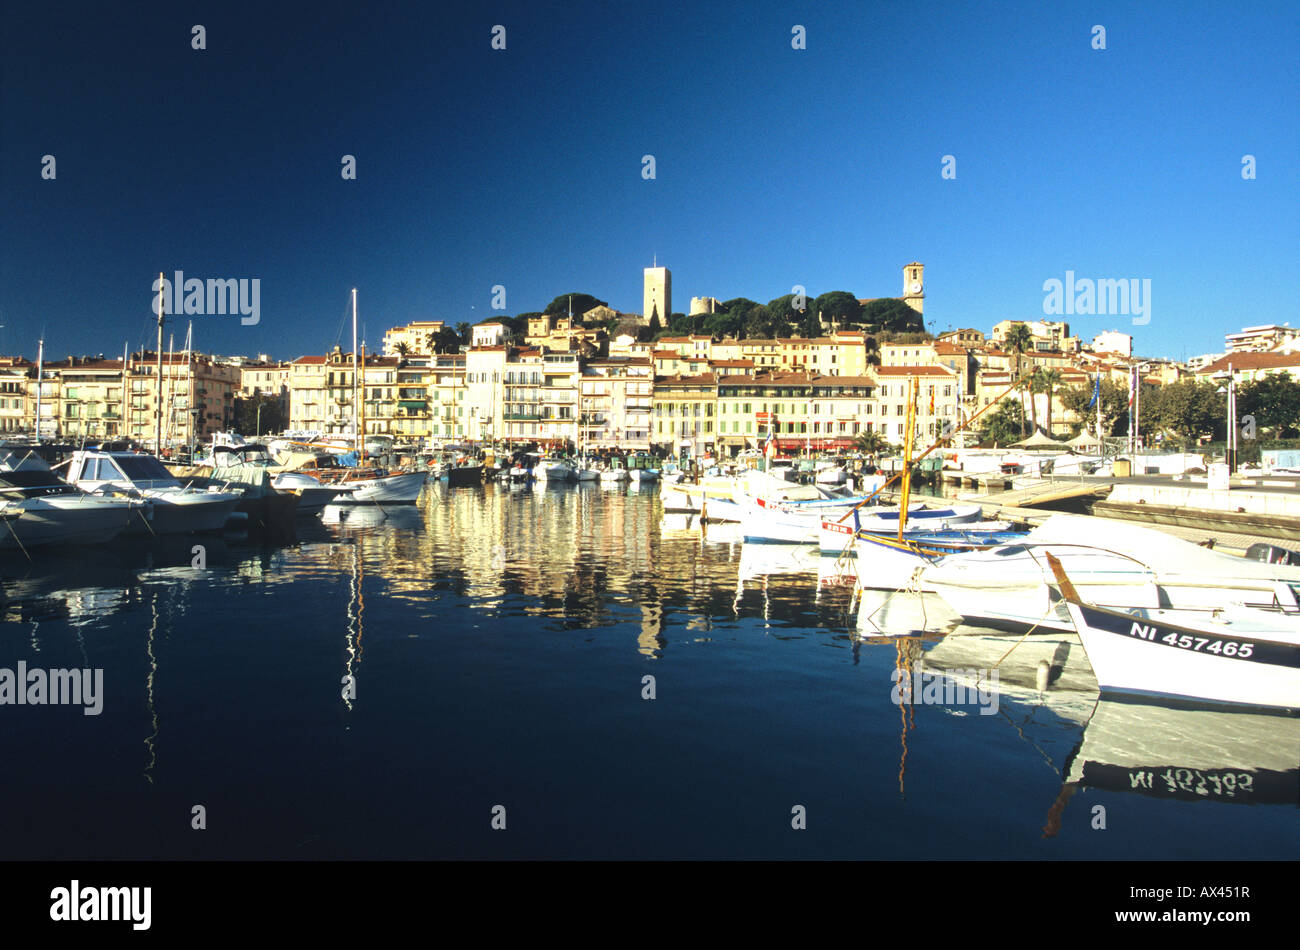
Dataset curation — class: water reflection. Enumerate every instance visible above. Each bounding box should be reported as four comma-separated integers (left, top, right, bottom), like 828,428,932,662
0,483,1294,859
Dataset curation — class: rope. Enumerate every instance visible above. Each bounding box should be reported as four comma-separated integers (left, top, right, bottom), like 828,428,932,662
1,507,32,560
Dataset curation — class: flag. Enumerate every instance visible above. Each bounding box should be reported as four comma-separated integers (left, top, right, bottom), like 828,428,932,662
928,387,934,415
763,425,776,457
1087,374,1100,409
1128,367,1137,407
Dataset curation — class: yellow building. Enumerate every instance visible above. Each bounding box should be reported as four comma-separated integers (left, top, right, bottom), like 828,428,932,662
0,357,33,435
382,320,446,357
651,374,717,455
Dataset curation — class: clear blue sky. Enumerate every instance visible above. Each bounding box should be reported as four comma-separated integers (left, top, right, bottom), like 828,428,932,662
2,0,1296,363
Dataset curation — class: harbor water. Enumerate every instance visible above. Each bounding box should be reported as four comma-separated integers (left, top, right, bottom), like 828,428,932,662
1,482,1295,859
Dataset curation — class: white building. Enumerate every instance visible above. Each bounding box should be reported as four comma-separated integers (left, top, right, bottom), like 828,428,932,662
1224,324,1298,353
1091,330,1132,356
471,322,508,348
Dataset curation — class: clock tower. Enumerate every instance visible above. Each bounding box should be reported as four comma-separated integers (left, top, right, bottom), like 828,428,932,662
903,262,924,315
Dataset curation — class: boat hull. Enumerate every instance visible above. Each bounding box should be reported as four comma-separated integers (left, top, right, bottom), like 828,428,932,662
341,471,428,503
0,498,132,549
440,465,483,488
1066,600,1300,712
127,492,241,535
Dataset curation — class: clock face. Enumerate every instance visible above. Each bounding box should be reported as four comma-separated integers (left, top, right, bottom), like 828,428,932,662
910,281,922,294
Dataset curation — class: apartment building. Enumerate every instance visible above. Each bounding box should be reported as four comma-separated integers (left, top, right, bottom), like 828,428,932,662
0,358,32,434
383,320,446,357
651,374,718,456
579,357,653,450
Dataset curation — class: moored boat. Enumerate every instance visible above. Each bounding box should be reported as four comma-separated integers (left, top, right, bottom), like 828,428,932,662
0,444,135,549
67,448,242,534
920,513,1300,634
1046,552,1300,712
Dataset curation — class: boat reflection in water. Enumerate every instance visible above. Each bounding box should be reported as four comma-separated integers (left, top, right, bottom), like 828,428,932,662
1042,698,1300,834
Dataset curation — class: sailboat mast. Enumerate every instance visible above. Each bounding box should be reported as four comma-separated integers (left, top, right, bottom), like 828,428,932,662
155,272,165,453
34,338,44,441
351,288,358,441
165,332,175,444
121,341,129,439
359,341,367,457
185,321,193,450
897,376,918,542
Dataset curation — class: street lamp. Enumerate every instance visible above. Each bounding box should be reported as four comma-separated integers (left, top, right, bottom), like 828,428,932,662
1215,363,1237,473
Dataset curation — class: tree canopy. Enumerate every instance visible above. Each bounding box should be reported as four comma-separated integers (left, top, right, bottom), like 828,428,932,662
235,393,285,436
1237,374,1300,438
860,298,924,334
543,293,608,319
1059,379,1130,437
1141,379,1224,448
812,291,862,326
978,399,1025,446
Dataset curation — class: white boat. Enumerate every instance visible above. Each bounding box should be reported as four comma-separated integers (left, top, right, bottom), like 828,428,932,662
0,445,135,548
66,448,242,534
921,513,1300,634
743,495,981,547
817,505,1003,554
273,446,426,504
599,459,629,484
533,456,576,482
848,526,1030,593
344,470,428,503
1048,552,1300,712
627,454,660,485
662,468,853,523
206,443,343,513
270,470,343,513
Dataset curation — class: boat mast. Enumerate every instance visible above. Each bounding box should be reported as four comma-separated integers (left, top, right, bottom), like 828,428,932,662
351,288,359,442
121,341,129,440
897,376,918,542
165,331,175,445
33,337,44,441
359,340,367,458
156,272,165,453
184,320,193,452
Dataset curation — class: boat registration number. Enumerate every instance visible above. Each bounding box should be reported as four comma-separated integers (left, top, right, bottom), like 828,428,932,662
1138,627,1255,658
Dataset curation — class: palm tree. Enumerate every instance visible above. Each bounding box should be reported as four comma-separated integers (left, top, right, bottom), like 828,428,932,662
394,341,411,367
853,430,891,456
1003,323,1034,439
1036,367,1064,437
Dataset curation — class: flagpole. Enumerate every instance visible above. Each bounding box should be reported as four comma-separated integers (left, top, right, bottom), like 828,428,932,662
1127,366,1135,458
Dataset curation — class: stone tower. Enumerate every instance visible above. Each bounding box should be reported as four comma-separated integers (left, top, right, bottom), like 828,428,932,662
903,262,924,315
644,265,672,325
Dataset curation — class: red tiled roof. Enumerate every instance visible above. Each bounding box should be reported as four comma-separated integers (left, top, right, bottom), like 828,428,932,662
1197,352,1300,375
